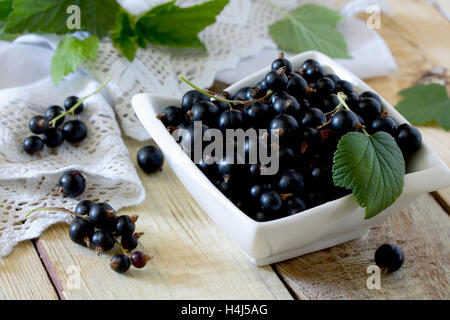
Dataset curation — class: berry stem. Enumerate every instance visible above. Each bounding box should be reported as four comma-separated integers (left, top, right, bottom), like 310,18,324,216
49,78,112,126
24,207,89,220
336,92,351,111
115,239,130,255
180,76,273,105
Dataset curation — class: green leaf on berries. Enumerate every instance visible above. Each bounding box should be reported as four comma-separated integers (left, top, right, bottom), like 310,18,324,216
269,4,351,59
395,83,450,131
332,131,405,219
51,35,99,86
111,9,137,61
135,0,229,50
4,0,120,37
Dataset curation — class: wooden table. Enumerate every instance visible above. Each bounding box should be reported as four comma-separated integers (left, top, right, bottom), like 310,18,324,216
1,0,449,300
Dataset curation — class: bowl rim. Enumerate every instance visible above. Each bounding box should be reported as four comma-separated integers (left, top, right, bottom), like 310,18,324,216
132,50,449,229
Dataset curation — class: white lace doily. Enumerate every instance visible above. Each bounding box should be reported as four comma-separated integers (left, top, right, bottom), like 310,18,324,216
84,0,387,140
0,77,145,257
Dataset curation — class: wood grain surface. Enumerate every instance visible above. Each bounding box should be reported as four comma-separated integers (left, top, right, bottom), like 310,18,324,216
1,0,449,300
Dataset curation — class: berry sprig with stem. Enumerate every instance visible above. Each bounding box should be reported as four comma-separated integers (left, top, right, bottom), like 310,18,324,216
180,76,273,106
24,207,87,220
48,78,112,127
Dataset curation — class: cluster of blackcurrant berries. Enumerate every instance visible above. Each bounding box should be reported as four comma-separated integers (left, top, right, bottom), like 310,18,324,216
158,53,422,222
23,96,88,155
69,200,152,273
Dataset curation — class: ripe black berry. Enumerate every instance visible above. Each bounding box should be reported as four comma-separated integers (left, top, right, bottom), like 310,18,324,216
188,101,220,127
29,115,49,134
137,145,164,173
269,114,299,144
331,110,359,136
157,106,186,127
59,170,86,198
360,91,382,104
301,62,325,83
277,170,304,194
301,108,326,128
42,127,64,148
356,98,382,122
91,230,115,253
335,80,353,94
368,116,397,136
64,96,84,114
374,243,404,273
244,101,271,128
23,136,44,155
250,184,271,201
89,202,116,231
115,215,137,237
69,219,94,246
75,199,94,218
110,254,131,273
218,110,245,132
316,77,336,94
45,105,65,126
271,55,293,75
264,70,288,92
62,120,87,144
121,234,139,251
272,93,301,118
395,124,422,159
283,196,307,216
260,191,283,214
286,74,308,100
181,90,209,111
131,251,151,268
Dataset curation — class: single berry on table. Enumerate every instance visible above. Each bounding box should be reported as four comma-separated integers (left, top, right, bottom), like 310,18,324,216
23,136,44,155
137,145,164,173
374,243,404,273
59,170,86,198
131,251,152,268
29,115,49,134
64,96,84,114
110,254,131,273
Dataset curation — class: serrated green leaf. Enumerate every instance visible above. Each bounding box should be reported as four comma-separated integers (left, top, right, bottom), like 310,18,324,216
396,83,450,131
332,131,405,219
4,0,119,38
111,9,137,61
269,4,350,59
51,35,99,86
135,0,229,50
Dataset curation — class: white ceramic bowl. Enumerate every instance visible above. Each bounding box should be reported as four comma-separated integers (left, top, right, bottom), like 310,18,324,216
132,51,450,266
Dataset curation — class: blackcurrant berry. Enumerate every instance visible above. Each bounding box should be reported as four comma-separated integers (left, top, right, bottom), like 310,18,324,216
250,184,271,201
307,167,333,190
335,80,353,94
45,105,65,126
395,124,422,159
131,251,151,268
269,114,299,144
318,93,339,113
271,55,293,75
115,215,137,237
23,136,44,155
244,101,271,128
301,108,326,128
157,106,186,127
326,74,341,83
181,90,210,111
64,96,84,114
286,74,308,100
245,87,265,100
297,127,321,155
345,91,360,110
255,80,267,92
356,98,382,121
42,127,64,148
29,115,49,134
264,70,288,92
75,199,95,218
110,254,131,273
233,87,250,101
218,110,245,132
91,230,115,253
301,62,325,83
260,191,283,214
89,202,116,231
316,77,336,94
62,120,87,144
212,100,229,112
374,243,404,273
360,91,382,104
331,110,359,136
301,59,320,70
69,219,94,246
272,93,301,118
59,170,86,198
278,170,304,194
283,196,307,216
121,234,139,251
137,145,164,173
188,101,220,127
368,116,397,136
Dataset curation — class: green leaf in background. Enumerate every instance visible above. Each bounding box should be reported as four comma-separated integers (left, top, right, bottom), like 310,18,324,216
4,0,119,38
0,0,18,40
332,131,405,219
51,35,99,86
135,0,229,50
395,83,450,131
268,4,351,59
111,9,137,61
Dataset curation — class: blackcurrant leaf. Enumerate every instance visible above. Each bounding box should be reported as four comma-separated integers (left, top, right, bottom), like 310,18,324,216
51,35,99,86
395,83,450,131
111,9,137,61
4,0,120,38
135,0,229,50
269,4,351,59
332,131,405,219
0,0,17,40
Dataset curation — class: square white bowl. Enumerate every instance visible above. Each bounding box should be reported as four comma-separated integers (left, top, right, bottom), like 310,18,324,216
132,51,450,266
